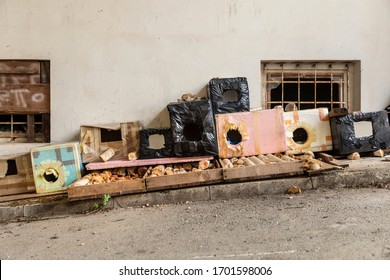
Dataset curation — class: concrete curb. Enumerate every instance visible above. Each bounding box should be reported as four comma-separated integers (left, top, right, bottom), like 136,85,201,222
1,159,389,222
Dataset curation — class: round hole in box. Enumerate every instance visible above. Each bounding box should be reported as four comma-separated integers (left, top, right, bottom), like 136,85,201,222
43,168,59,183
293,127,308,144
227,129,242,145
183,123,203,141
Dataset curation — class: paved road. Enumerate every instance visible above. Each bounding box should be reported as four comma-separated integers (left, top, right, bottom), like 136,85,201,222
1,187,390,260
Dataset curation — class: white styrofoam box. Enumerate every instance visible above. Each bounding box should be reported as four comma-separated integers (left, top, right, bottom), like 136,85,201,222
283,108,332,154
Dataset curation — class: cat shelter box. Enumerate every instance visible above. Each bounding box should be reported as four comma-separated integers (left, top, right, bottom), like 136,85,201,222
215,107,286,159
283,108,333,154
167,99,218,157
207,77,250,115
0,153,35,196
80,121,141,163
139,128,173,159
330,110,390,155
31,142,84,194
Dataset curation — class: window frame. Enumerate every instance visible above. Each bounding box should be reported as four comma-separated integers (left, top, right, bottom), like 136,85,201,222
261,60,361,112
0,60,50,143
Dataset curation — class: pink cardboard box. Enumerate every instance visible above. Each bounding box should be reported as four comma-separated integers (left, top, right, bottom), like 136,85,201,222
215,108,286,158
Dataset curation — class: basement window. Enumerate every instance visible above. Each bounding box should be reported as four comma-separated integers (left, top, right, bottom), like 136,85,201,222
262,61,361,112
0,60,50,143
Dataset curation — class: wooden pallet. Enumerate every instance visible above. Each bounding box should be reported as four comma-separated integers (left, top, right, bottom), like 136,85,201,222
67,179,146,200
146,169,223,192
222,161,304,183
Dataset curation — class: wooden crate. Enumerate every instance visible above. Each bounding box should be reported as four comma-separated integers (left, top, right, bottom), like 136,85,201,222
0,154,35,196
80,122,141,163
68,179,146,200
146,169,223,192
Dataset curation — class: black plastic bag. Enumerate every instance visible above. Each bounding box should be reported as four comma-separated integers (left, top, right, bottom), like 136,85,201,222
330,110,390,155
207,77,250,114
167,100,218,157
139,128,173,159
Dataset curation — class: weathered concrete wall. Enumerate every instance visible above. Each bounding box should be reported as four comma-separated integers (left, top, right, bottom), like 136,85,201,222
0,0,389,144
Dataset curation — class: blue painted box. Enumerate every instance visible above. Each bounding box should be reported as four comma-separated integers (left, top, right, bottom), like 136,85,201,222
31,142,84,193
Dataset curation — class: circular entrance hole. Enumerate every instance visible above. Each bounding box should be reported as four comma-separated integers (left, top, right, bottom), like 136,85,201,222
183,123,203,141
226,129,242,145
43,168,59,183
293,128,308,144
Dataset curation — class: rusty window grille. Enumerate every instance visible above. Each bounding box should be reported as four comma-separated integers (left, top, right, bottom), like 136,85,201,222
262,62,355,112
0,60,50,143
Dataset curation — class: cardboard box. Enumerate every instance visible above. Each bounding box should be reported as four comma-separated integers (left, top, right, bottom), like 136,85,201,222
215,108,286,158
31,143,84,194
283,108,332,154
80,122,141,163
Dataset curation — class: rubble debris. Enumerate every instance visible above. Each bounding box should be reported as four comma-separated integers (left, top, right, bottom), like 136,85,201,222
347,152,360,160
99,148,115,162
178,93,204,102
373,149,384,157
287,186,302,194
128,152,137,161
70,160,220,187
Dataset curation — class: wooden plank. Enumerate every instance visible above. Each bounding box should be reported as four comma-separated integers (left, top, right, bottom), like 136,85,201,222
42,113,51,142
146,169,224,191
86,156,214,171
317,153,349,168
0,191,66,203
27,114,35,142
223,161,304,182
0,84,50,113
0,74,41,84
0,61,40,74
0,182,35,196
67,179,146,200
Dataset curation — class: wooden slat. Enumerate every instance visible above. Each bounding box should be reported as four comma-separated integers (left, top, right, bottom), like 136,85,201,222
42,113,50,142
317,153,349,168
27,114,35,142
0,182,35,196
0,61,40,74
67,179,146,200
86,156,214,171
0,84,50,113
146,169,224,191
223,161,304,182
0,74,41,84
0,191,66,203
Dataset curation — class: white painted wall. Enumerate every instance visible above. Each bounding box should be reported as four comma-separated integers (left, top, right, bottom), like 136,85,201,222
0,0,389,144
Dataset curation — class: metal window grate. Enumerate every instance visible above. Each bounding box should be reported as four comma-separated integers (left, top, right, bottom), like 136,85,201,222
263,62,351,111
0,113,47,143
